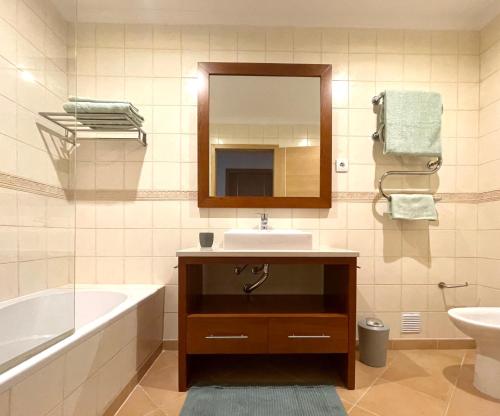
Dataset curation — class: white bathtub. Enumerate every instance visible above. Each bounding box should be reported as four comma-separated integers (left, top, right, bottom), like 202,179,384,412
0,284,164,416
0,289,130,374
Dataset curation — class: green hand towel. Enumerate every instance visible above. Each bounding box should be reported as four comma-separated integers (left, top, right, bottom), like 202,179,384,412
63,102,144,127
382,90,442,157
68,96,139,112
390,194,438,221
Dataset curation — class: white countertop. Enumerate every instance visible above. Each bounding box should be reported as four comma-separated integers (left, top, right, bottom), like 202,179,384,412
176,247,359,257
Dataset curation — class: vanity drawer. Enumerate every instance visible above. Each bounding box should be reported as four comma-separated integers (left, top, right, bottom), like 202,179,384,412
268,317,348,353
187,317,268,354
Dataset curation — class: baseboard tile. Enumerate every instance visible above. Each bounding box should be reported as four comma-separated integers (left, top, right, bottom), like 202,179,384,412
436,339,476,350
103,343,163,416
163,340,179,350
389,339,476,350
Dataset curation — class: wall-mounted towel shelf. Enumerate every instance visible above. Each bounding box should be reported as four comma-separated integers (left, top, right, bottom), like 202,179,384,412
39,112,147,146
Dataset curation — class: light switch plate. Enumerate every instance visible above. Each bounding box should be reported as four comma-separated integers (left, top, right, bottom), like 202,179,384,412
335,158,349,172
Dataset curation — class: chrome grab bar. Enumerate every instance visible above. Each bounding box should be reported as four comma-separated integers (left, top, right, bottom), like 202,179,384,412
205,335,249,339
438,281,469,289
288,334,331,339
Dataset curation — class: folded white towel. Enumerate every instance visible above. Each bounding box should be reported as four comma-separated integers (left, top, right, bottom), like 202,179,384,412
389,194,438,221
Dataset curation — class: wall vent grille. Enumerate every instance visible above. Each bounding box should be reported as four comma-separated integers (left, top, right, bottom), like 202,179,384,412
401,312,421,334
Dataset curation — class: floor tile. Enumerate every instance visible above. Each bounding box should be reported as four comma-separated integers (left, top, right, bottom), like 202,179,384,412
357,378,448,416
446,365,500,416
348,406,380,415
116,348,500,416
378,349,463,401
158,395,187,416
115,386,158,416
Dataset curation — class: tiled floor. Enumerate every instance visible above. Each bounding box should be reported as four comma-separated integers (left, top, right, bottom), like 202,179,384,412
115,349,500,416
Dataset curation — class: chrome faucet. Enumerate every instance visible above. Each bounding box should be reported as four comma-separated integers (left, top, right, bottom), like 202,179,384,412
257,213,268,230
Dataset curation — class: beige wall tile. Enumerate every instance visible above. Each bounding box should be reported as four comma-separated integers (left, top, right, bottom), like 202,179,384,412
125,24,152,48
431,55,458,82
349,53,376,80
237,28,265,51
349,29,376,53
293,28,321,52
153,50,181,77
431,31,458,54
459,31,480,54
458,55,479,82
377,30,404,53
125,49,153,77
210,27,237,51
96,229,124,256
181,26,209,50
153,25,180,49
404,31,432,54
321,28,348,53
374,285,401,311
96,257,124,283
96,24,124,48
96,48,124,76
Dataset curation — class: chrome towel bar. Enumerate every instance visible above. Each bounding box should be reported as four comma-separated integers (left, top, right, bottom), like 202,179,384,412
378,156,442,201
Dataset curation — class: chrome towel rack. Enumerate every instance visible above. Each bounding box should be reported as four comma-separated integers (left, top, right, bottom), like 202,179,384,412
378,156,442,201
372,92,442,202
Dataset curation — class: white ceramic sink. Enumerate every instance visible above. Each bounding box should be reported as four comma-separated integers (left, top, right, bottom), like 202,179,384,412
223,229,313,250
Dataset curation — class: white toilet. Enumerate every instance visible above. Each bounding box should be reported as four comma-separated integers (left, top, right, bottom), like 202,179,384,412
448,307,500,399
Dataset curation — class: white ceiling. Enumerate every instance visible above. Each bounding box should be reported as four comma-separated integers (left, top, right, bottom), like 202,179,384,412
53,0,500,30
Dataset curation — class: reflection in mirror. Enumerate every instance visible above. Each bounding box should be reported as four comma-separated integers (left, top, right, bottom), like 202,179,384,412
209,75,321,197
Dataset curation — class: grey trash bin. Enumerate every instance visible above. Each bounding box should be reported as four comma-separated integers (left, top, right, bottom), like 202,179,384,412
358,317,390,367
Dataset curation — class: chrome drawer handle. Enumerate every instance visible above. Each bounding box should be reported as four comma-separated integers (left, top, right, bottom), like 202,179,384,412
288,334,331,339
205,335,249,339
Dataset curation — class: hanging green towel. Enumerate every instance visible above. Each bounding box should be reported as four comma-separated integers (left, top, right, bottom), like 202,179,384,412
382,90,442,157
389,194,438,221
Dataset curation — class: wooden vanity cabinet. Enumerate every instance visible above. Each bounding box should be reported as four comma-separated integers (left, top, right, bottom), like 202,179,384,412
177,255,357,391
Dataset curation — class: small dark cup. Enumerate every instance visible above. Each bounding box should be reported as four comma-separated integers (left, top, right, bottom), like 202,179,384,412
199,232,214,248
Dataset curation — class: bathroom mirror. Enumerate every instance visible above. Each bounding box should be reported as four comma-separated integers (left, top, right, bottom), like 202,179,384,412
198,63,332,208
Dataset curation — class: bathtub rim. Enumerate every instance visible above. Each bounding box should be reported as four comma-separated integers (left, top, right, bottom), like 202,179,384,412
0,284,163,394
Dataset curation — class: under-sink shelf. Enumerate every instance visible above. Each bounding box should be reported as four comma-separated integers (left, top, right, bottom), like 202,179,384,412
188,295,347,317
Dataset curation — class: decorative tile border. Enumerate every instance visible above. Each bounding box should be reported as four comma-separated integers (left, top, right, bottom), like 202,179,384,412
74,190,197,201
0,172,66,199
1,172,499,203
478,189,500,203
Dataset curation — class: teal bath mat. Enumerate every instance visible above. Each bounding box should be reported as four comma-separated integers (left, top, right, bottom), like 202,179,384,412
180,385,347,416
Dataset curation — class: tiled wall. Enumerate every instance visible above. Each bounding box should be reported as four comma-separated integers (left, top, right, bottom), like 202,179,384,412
210,123,320,147
477,15,500,305
0,0,75,301
70,23,485,340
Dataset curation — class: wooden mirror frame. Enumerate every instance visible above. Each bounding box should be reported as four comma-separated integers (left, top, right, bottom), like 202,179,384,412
197,62,332,208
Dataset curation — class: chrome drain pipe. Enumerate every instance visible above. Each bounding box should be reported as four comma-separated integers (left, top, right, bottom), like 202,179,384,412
243,264,270,293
